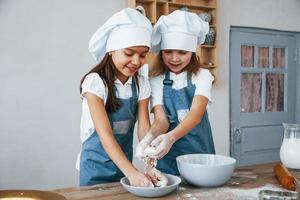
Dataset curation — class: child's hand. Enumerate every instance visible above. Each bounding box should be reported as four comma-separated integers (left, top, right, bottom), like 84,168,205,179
135,133,154,160
146,168,168,187
147,133,175,159
144,157,157,169
127,170,154,187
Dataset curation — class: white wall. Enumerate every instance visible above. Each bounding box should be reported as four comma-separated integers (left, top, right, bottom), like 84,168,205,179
0,0,127,189
1,0,300,190
210,0,300,156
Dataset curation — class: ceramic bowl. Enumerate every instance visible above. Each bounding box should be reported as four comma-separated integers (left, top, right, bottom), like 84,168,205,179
120,174,181,197
176,154,236,187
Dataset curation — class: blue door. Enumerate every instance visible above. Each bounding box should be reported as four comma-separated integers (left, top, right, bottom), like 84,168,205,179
230,28,297,166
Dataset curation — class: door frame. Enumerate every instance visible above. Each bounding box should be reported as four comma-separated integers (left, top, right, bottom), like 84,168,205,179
229,26,300,164
296,35,300,123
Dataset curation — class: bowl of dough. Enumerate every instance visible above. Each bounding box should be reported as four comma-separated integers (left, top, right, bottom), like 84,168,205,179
176,154,236,187
120,173,181,197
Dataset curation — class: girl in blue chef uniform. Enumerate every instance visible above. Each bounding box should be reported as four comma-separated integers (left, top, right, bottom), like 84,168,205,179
136,10,216,175
77,8,154,187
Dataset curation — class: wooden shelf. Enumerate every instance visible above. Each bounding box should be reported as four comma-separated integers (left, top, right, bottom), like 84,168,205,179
202,64,217,68
137,0,155,3
202,45,216,48
168,2,215,10
128,0,218,78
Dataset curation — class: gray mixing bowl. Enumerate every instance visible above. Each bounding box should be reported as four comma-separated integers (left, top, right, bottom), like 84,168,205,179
176,154,236,187
120,173,181,197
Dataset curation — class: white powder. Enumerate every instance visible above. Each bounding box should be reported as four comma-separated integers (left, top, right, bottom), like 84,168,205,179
175,184,288,200
182,193,192,198
178,186,187,191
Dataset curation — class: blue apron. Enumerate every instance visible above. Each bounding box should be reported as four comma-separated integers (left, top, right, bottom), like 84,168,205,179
80,79,138,186
157,72,215,175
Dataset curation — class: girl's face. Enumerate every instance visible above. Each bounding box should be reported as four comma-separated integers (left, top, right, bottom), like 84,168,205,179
162,50,193,74
111,46,149,83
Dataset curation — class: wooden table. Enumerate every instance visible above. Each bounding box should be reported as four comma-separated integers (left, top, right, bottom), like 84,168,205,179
53,163,300,200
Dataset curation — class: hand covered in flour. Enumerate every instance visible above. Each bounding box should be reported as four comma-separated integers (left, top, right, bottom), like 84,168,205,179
127,170,154,187
136,133,154,160
145,168,168,187
146,133,176,159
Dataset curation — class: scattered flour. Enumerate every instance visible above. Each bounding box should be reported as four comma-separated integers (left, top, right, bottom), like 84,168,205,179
176,184,289,200
182,193,192,198
178,186,187,191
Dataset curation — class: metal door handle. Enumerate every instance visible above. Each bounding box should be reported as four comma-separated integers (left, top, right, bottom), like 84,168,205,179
232,127,242,144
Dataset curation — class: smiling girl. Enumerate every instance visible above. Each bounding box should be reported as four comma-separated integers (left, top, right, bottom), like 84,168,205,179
136,10,216,175
77,8,154,187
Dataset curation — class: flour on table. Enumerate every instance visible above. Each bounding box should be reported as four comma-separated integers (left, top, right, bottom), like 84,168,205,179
176,184,288,200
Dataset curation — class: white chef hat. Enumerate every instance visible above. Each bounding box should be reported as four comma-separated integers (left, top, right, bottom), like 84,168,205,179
151,10,209,52
88,8,152,61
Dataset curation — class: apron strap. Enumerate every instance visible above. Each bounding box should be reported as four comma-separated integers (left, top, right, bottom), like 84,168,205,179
187,72,192,86
131,76,138,98
166,71,170,80
163,71,173,86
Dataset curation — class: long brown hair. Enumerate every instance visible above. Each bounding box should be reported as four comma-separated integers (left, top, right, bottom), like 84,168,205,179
80,53,139,113
149,52,213,79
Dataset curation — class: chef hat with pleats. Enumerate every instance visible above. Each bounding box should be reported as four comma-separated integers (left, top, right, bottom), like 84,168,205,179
88,8,152,61
151,10,209,52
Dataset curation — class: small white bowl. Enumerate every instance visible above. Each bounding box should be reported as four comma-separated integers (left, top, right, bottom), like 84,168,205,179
176,154,236,187
120,174,181,198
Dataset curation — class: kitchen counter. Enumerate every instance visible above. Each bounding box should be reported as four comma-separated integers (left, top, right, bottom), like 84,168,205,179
53,163,300,200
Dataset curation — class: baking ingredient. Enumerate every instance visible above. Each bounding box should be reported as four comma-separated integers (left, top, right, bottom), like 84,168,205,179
136,133,153,159
145,168,168,187
280,138,300,169
142,155,168,187
175,183,288,200
143,146,156,158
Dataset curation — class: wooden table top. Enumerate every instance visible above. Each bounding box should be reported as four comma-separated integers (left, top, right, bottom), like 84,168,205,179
53,163,300,200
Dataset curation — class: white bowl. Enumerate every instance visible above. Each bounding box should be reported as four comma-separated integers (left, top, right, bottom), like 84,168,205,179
120,174,181,198
176,154,236,187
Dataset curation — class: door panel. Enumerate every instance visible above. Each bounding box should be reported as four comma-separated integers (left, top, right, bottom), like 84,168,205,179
238,149,280,166
230,28,297,166
241,126,283,152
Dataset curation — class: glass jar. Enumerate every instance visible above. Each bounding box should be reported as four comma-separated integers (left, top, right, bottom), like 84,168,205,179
280,123,300,169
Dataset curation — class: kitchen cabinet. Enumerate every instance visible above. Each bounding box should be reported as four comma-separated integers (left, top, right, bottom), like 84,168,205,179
127,0,218,80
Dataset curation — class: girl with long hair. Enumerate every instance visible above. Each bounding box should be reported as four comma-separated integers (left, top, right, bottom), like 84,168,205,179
77,8,154,186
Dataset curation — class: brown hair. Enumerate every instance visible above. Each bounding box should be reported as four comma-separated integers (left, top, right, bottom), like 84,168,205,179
80,53,139,113
149,52,213,79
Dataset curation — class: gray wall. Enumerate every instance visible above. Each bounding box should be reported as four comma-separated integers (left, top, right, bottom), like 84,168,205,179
1,0,300,190
0,0,127,189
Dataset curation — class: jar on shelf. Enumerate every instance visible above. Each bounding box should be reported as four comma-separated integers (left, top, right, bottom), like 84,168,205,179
179,7,189,11
198,13,212,23
204,28,216,45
